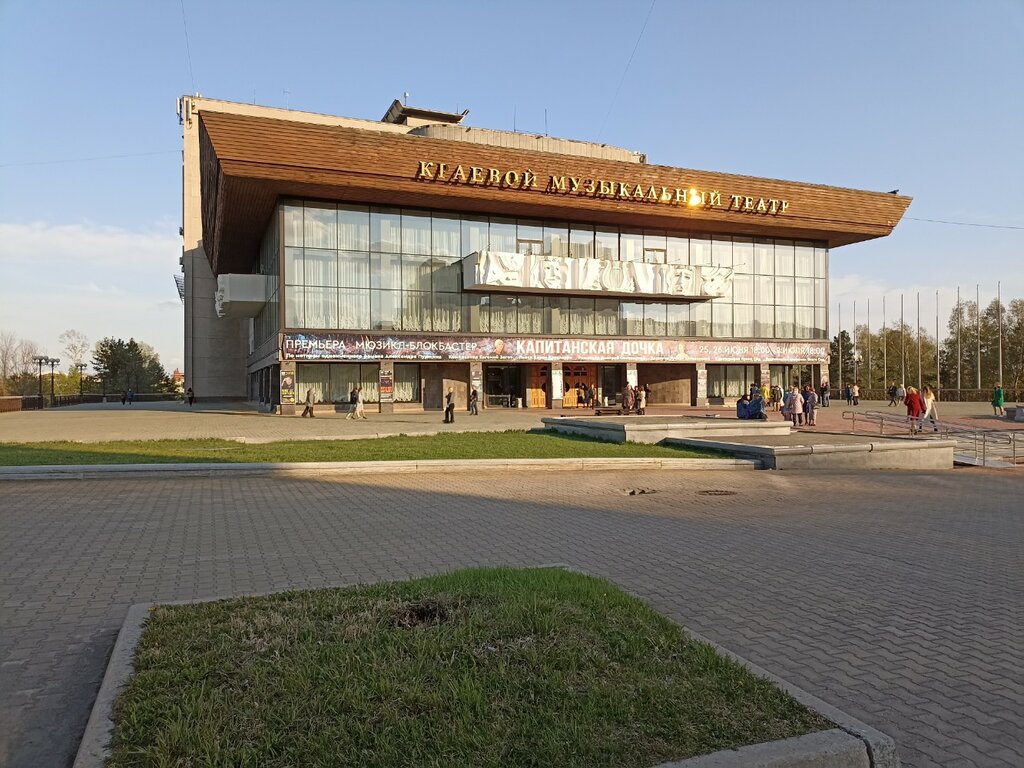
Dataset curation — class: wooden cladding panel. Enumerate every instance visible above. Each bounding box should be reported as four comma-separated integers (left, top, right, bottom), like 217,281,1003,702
198,110,911,275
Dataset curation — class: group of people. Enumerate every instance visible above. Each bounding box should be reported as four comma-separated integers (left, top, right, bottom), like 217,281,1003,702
886,382,907,406
120,388,135,405
737,383,820,426
570,382,598,408
842,383,861,405
622,383,651,415
902,385,939,434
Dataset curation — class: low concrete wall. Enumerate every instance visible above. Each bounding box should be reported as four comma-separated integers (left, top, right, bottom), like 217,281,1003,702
663,437,956,471
543,416,792,445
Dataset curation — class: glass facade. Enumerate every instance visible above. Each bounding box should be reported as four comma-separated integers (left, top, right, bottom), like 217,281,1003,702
278,201,828,340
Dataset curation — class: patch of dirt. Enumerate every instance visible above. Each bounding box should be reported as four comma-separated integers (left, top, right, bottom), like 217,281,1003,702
697,489,738,496
392,598,456,629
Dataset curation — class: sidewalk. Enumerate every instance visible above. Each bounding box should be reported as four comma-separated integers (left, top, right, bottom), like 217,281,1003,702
0,399,1017,444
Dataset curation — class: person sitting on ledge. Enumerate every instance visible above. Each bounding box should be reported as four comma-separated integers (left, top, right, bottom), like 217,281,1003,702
747,391,767,420
736,393,752,419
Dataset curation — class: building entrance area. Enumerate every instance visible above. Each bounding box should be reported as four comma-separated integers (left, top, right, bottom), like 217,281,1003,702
562,364,597,407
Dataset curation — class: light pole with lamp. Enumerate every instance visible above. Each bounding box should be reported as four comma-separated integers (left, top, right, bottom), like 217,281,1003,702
853,351,863,404
31,355,47,403
76,363,88,402
47,357,60,406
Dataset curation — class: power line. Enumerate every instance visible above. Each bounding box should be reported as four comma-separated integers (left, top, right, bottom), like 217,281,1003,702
597,0,657,141
0,150,180,169
180,0,196,94
904,216,1024,231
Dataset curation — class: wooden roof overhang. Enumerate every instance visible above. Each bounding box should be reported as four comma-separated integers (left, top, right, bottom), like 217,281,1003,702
198,111,912,276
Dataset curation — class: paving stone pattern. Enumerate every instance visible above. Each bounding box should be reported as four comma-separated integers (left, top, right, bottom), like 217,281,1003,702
1,468,1021,768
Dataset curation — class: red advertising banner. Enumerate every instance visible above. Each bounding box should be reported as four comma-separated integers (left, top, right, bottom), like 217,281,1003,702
282,333,828,364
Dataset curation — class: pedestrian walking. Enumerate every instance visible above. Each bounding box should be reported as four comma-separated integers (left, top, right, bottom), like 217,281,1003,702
782,386,804,427
804,387,818,426
896,384,906,405
852,383,860,406
844,383,853,405
346,386,367,420
820,378,830,407
443,387,456,423
301,388,315,418
469,388,479,416
623,385,635,415
887,382,898,406
637,385,647,416
905,386,925,434
120,389,127,406
186,387,195,407
922,385,939,431
991,383,1006,417
127,388,134,405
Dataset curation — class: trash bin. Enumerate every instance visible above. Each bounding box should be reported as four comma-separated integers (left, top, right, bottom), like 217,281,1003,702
602,396,609,406
516,397,524,408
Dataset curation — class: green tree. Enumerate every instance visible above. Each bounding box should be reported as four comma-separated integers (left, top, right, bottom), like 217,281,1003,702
828,330,853,386
92,337,173,394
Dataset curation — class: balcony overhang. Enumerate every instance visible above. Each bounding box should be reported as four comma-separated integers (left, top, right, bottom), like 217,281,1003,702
215,274,270,318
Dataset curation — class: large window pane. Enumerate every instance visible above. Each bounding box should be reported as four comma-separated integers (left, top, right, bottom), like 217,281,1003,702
295,363,329,404
795,278,815,307
711,238,732,267
395,363,421,403
569,225,594,260
570,298,595,335
644,231,667,251
596,228,618,260
516,221,543,253
667,303,691,336
595,299,618,335
338,289,369,329
370,208,401,253
547,297,570,335
620,231,643,262
329,363,359,404
644,302,667,336
814,308,827,340
304,204,337,250
667,235,689,264
754,239,774,275
775,277,795,306
401,254,432,291
285,247,304,286
795,307,814,339
432,257,461,293
371,253,402,290
733,304,754,337
370,289,400,330
814,246,828,278
432,293,462,332
619,301,644,336
402,290,431,331
490,294,518,333
285,286,303,327
304,248,337,287
462,217,488,254
814,279,827,307
284,204,304,247
338,252,369,289
712,300,732,337
690,236,711,266
544,223,569,257
755,305,774,337
692,302,711,336
338,205,369,250
795,242,815,277
431,214,461,257
732,274,753,304
774,240,795,276
517,295,544,334
467,294,490,333
401,210,432,255
776,305,795,337
489,218,516,252
733,237,753,274
305,286,338,329
755,275,774,305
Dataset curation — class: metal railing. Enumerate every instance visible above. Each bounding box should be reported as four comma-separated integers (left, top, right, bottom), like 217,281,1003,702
843,410,1022,467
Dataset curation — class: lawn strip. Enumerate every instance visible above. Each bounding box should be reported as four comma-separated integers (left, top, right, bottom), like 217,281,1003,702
107,568,829,768
0,430,726,466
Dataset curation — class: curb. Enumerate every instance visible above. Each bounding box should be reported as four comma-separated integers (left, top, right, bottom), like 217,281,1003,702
0,456,760,481
74,571,898,768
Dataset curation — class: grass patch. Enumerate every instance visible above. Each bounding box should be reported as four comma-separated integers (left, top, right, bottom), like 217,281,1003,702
0,430,726,466
109,568,829,767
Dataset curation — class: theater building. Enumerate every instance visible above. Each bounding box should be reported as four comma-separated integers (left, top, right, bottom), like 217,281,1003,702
178,96,910,412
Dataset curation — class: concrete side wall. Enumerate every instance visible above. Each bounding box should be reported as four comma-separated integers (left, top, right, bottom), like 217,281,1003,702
638,364,695,406
422,363,470,410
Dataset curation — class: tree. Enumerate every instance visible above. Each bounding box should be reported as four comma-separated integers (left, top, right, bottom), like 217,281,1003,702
59,329,91,368
828,330,854,386
91,337,173,394
0,330,18,395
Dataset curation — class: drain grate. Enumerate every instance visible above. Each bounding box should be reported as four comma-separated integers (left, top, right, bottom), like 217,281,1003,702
697,489,738,496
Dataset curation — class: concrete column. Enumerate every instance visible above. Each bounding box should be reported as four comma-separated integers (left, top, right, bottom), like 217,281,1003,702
279,362,296,415
550,362,563,409
695,362,708,406
469,361,483,409
758,363,772,389
378,362,394,414
626,363,638,389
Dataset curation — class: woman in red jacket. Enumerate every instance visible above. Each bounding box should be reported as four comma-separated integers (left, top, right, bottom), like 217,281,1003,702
905,386,925,434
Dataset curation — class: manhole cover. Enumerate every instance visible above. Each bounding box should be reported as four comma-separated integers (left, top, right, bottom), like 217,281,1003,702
697,489,738,496
622,488,656,495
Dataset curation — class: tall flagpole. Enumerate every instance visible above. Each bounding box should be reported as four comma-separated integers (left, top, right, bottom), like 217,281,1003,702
867,298,872,391
976,283,981,390
882,295,888,390
853,299,857,387
917,291,922,390
956,286,961,392
838,302,843,389
998,280,1003,387
935,290,940,396
900,293,906,386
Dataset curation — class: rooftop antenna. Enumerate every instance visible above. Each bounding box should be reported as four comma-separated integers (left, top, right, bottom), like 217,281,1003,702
283,90,291,109
513,105,517,133
403,91,409,106
544,108,548,136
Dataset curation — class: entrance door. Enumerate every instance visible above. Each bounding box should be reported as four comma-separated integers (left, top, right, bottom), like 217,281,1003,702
600,364,623,405
526,364,548,408
562,364,596,408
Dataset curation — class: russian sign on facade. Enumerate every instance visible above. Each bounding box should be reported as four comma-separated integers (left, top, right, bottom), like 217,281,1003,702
282,332,828,364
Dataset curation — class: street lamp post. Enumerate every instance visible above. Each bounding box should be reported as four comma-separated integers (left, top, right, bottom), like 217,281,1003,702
854,351,863,395
47,357,60,406
76,363,88,401
31,355,47,401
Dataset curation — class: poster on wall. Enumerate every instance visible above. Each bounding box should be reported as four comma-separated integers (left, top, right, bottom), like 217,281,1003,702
378,366,394,404
282,333,829,364
280,371,296,405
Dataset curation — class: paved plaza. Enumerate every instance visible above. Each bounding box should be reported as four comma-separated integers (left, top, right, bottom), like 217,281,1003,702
1,403,1022,768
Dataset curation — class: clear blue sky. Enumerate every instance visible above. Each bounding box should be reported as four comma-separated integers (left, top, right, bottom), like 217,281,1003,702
1,0,1021,373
